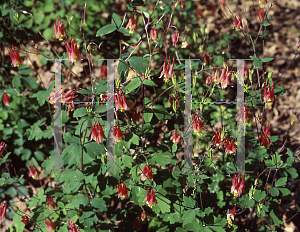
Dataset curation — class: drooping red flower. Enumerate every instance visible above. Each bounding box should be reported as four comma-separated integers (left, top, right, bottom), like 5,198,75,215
54,17,66,40
181,40,191,49
100,94,107,102
213,128,223,148
47,196,57,211
113,123,125,143
234,14,243,31
21,215,29,224
261,125,272,149
227,204,236,228
0,200,7,220
143,189,157,208
172,31,180,47
141,211,147,221
159,57,175,83
67,219,80,232
230,173,245,197
131,107,140,123
150,27,158,42
203,51,210,64
170,129,181,144
8,45,23,67
0,142,7,156
116,180,130,198
100,64,107,78
49,89,77,111
138,164,153,182
115,88,128,112
126,10,139,34
45,218,55,232
90,120,106,144
237,104,251,123
192,114,206,136
180,1,185,10
258,8,264,21
28,163,38,179
195,9,202,20
64,36,83,63
239,66,248,78
220,66,233,89
220,0,226,10
263,80,275,104
2,92,11,106
134,217,141,231
224,135,236,155
258,0,268,8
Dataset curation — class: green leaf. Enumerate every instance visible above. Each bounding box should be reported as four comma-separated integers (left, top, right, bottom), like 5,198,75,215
12,76,21,91
128,56,149,75
278,187,291,196
143,108,153,123
34,151,45,161
118,27,130,36
182,209,195,227
253,190,266,202
291,115,296,125
262,57,274,62
122,155,133,168
261,21,271,27
63,132,81,144
157,196,171,213
125,78,141,93
91,198,107,212
23,76,38,89
253,60,263,69
249,56,260,61
96,24,116,37
143,79,157,86
73,108,87,117
153,104,171,121
30,90,49,106
269,187,279,197
275,177,287,187
111,13,122,28
269,210,283,226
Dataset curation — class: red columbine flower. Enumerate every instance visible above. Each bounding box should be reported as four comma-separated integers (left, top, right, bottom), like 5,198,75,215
258,8,264,21
180,1,185,10
0,200,7,220
170,129,181,144
116,181,130,198
234,14,243,31
224,135,236,155
2,92,11,106
237,104,251,123
28,163,38,179
143,189,157,208
47,196,57,211
181,40,191,49
54,17,66,40
172,31,180,47
213,128,223,148
45,218,55,232
131,107,140,123
126,10,139,34
204,51,210,64
150,27,158,42
196,9,201,20
141,211,147,221
261,125,272,149
115,88,128,112
0,142,7,156
67,219,80,232
227,204,236,228
100,64,107,78
90,120,106,144
8,45,23,67
159,57,175,83
220,0,226,10
230,173,245,197
49,89,77,111
239,66,248,78
138,164,153,182
64,36,83,63
263,80,275,104
21,215,29,224
134,217,141,231
100,94,107,102
220,66,233,89
192,114,206,136
113,123,125,143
